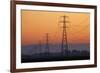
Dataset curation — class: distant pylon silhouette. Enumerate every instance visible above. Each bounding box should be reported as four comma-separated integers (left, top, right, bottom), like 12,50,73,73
38,40,42,53
45,33,49,55
59,15,70,56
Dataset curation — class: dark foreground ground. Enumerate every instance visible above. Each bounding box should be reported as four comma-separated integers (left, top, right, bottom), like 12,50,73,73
21,52,90,63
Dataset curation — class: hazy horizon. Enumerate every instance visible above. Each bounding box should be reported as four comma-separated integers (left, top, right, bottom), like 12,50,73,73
21,43,90,55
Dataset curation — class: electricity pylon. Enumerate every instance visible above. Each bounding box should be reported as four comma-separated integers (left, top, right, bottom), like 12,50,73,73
59,15,70,56
39,40,42,53
45,33,49,55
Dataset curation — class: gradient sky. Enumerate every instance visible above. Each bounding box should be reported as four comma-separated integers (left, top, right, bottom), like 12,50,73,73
21,10,90,45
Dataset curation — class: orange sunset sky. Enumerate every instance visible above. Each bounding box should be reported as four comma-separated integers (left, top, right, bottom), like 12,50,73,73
21,10,90,45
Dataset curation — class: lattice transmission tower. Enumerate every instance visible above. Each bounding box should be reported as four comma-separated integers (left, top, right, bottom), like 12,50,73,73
59,15,70,56
45,33,49,55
